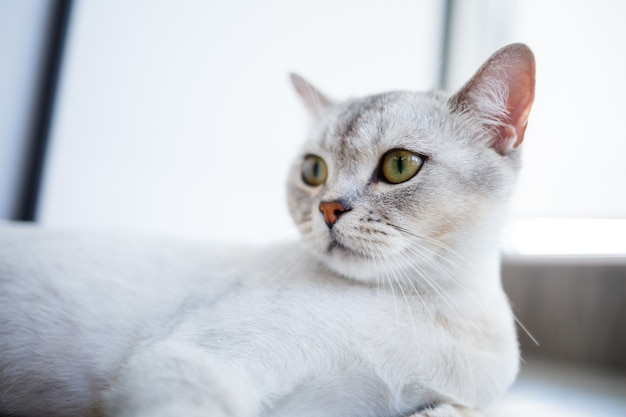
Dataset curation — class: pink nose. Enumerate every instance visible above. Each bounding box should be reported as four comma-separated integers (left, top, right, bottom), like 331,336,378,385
319,201,350,228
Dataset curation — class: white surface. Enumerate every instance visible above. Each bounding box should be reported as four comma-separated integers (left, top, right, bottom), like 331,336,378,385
491,356,626,417
38,0,443,243
0,0,53,218
504,218,626,256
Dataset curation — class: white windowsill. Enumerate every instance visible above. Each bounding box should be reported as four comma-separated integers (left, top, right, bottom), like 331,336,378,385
501,218,626,263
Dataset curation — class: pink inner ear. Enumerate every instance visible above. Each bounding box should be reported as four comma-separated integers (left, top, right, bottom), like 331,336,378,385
454,44,536,155
504,64,535,149
490,46,536,154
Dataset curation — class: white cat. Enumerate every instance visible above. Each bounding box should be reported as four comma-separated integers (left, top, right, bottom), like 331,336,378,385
0,43,535,417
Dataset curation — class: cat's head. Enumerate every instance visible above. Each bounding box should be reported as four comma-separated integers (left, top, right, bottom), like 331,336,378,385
287,44,535,283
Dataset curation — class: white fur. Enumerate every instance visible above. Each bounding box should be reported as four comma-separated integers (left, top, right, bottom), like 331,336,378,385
0,44,534,417
0,224,518,417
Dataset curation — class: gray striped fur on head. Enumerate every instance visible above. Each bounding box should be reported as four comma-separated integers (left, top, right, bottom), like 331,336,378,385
287,44,535,283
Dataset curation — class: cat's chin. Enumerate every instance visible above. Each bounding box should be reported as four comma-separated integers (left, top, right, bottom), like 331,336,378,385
320,257,375,283
313,242,408,284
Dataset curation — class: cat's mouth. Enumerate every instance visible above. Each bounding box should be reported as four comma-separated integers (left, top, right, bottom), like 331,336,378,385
320,234,396,282
327,237,370,259
327,239,347,253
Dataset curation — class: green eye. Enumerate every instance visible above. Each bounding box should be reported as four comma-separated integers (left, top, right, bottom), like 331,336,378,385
301,155,328,186
380,149,424,184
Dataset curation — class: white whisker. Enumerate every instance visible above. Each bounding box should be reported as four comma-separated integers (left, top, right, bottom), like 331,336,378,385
388,223,539,347
379,247,415,330
397,261,436,325
369,241,399,320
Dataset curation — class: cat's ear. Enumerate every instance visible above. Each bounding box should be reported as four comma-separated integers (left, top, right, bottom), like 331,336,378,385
290,73,333,118
450,43,535,155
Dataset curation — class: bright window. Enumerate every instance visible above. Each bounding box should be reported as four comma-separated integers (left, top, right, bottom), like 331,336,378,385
39,0,444,243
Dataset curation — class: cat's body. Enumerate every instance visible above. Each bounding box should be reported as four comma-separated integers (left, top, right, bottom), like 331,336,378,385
0,44,535,417
0,227,515,417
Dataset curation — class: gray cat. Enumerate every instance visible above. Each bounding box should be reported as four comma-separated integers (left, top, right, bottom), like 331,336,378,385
0,43,535,417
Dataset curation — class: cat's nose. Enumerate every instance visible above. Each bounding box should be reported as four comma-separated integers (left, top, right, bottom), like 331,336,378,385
319,200,351,228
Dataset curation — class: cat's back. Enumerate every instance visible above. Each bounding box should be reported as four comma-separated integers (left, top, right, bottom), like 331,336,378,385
0,221,251,341
0,222,245,416
0,222,219,314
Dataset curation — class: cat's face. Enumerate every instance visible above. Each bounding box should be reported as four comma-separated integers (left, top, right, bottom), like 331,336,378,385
287,44,535,283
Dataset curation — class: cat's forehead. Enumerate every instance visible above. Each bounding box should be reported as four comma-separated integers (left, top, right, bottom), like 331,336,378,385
315,91,446,159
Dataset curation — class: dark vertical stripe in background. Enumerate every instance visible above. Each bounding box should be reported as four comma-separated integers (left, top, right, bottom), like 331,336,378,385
439,0,455,91
15,0,450,220
17,0,73,222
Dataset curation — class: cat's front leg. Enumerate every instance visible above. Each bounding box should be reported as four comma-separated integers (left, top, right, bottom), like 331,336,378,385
408,404,483,417
103,339,264,417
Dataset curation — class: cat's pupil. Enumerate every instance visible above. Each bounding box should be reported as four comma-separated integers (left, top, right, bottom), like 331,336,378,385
313,161,320,178
395,156,405,173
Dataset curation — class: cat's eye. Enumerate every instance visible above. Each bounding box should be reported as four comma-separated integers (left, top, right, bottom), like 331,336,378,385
301,155,328,186
380,149,424,184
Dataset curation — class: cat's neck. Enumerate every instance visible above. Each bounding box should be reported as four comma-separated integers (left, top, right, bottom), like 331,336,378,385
457,224,505,279
405,219,505,300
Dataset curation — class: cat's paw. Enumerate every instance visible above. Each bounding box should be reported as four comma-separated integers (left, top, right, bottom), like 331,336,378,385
408,404,483,417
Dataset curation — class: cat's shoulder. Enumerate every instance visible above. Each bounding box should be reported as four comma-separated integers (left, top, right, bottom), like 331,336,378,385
0,221,305,286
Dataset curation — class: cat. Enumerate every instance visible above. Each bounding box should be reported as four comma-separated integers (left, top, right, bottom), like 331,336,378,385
0,43,535,417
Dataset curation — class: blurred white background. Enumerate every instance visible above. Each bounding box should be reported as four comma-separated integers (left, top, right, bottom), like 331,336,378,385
37,0,444,243
2,0,625,249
